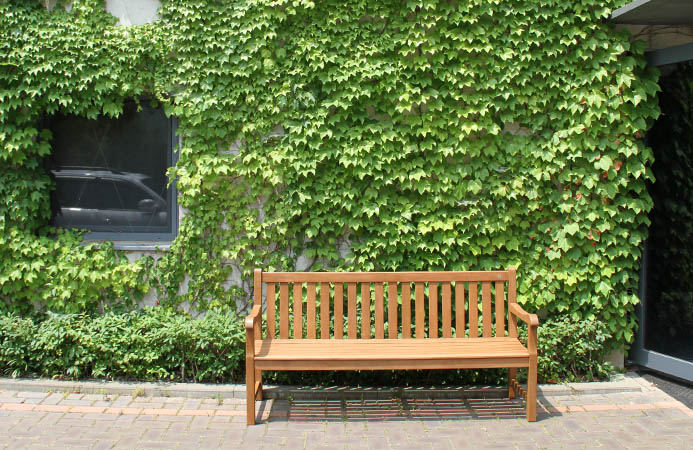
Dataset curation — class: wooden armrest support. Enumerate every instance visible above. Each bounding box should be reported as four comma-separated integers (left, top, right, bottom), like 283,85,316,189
508,303,538,355
245,305,262,357
245,305,262,331
508,303,539,327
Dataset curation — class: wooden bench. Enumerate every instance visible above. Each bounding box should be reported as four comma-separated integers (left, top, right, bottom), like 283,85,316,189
245,268,539,424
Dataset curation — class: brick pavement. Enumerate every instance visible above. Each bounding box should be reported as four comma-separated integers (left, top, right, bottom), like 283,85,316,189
0,379,692,449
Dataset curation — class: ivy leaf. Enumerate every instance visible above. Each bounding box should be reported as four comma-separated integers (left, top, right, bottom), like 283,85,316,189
594,155,613,171
563,223,579,236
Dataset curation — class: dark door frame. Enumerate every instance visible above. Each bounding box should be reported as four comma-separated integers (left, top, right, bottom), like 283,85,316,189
629,45,693,383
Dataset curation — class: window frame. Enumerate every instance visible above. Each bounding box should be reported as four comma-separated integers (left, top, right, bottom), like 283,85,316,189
47,109,179,245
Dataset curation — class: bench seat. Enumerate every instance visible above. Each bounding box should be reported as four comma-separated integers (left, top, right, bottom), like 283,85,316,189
254,338,530,370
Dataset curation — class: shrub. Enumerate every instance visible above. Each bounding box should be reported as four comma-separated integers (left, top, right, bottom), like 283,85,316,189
0,308,246,382
0,309,614,384
0,314,37,378
535,315,614,383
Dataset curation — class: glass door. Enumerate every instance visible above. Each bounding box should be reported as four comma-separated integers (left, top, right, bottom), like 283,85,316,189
632,60,693,382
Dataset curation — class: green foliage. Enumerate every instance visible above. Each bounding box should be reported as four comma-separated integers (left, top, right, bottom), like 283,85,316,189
0,314,36,378
0,308,246,382
0,0,660,351
0,229,152,314
0,310,614,384
534,315,614,382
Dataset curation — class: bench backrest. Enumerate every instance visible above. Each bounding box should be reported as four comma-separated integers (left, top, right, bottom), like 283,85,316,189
253,268,519,340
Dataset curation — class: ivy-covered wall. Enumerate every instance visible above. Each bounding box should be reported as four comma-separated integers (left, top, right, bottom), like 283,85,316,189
0,0,660,348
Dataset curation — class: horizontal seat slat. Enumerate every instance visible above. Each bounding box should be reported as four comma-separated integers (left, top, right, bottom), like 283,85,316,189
254,338,530,361
262,271,509,283
255,358,529,371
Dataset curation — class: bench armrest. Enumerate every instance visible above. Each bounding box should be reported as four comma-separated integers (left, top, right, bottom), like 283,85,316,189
508,303,539,327
245,305,262,357
508,303,539,355
245,305,262,331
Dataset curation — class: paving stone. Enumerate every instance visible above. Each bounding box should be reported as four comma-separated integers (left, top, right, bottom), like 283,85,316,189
182,399,203,408
89,400,115,407
91,441,118,450
17,397,48,405
366,436,389,449
80,394,107,401
58,399,93,407
38,393,66,406
15,391,50,399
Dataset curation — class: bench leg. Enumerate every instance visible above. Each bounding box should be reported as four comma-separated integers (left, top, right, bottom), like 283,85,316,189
255,370,263,401
508,368,517,399
527,357,537,422
246,357,256,425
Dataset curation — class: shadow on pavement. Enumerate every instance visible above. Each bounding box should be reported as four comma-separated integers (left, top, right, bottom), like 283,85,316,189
265,396,557,423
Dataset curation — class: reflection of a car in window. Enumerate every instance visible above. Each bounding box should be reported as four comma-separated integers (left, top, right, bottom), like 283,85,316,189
51,167,168,233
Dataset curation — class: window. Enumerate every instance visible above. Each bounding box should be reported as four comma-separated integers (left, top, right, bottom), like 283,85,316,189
47,100,177,242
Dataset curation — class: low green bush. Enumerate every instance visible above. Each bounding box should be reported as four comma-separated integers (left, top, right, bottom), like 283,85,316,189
535,315,614,383
0,308,245,382
0,309,613,384
0,314,37,378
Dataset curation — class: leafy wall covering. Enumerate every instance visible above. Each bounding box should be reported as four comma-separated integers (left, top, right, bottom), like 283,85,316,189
0,0,660,348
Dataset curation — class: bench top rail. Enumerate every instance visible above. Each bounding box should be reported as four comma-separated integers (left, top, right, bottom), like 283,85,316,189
262,271,510,283
254,269,518,341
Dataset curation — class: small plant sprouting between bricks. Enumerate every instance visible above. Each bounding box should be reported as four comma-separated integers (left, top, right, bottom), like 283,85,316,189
132,387,146,399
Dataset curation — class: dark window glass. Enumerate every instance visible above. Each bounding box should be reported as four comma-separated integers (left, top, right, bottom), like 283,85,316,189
48,102,174,236
645,61,693,363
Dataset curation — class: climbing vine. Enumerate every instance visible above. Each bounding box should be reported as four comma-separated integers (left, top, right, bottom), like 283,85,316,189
0,0,660,348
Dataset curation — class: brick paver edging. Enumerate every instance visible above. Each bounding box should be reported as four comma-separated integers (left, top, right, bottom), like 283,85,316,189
1,398,691,418
550,401,693,416
0,372,647,400
0,402,244,417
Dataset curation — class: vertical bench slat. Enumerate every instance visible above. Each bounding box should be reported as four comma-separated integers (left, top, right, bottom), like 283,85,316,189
429,282,439,339
280,282,289,339
455,282,465,338
348,282,357,339
508,269,518,338
495,280,505,337
375,283,385,339
402,282,412,338
482,281,492,338
266,282,276,339
334,283,344,339
293,283,303,339
415,282,425,339
387,282,398,339
307,282,316,339
361,283,371,339
469,282,479,338
442,282,451,338
320,283,330,339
